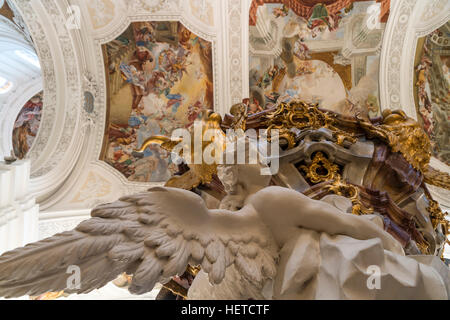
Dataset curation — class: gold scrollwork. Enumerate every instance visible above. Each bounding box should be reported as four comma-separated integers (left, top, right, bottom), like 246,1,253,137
358,109,450,191
426,200,449,246
420,199,450,257
423,166,450,191
416,240,431,256
358,110,432,173
324,175,374,216
263,100,356,149
135,111,225,191
427,200,446,230
186,265,201,277
300,152,339,184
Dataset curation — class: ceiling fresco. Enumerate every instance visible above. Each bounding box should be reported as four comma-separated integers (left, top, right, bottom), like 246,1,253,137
249,0,386,118
101,21,213,182
414,21,450,166
12,91,43,159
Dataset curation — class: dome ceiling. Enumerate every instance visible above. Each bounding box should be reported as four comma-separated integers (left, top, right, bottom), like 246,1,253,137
0,0,446,214
0,0,42,160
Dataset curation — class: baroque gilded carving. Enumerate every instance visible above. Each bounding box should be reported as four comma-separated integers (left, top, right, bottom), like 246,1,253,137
263,100,357,149
135,111,224,190
300,152,339,184
358,109,431,173
324,176,374,216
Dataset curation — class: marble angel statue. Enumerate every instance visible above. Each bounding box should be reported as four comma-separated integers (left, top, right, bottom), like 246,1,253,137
0,185,449,300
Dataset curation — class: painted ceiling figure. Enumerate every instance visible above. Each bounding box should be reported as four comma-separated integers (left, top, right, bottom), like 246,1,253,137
307,3,331,29
250,0,390,29
11,92,43,160
306,3,344,34
120,47,154,110
273,4,289,18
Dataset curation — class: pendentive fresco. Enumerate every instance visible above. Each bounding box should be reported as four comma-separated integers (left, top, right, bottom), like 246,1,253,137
415,21,450,165
12,91,43,160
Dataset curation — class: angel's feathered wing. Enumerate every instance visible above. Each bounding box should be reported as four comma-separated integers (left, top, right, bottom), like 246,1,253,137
0,187,278,298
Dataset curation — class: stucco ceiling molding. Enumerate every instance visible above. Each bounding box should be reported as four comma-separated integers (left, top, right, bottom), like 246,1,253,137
12,0,85,200
379,0,416,111
380,0,450,116
0,13,42,159
8,1,57,171
38,0,246,211
36,0,250,211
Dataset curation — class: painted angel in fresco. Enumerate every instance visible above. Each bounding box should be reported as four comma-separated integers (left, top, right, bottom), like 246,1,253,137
120,47,155,110
293,38,311,60
258,65,280,89
12,93,43,159
306,4,343,36
415,43,435,136
273,4,289,18
12,122,34,159
135,23,156,45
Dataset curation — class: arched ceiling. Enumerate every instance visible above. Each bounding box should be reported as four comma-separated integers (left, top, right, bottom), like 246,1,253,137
0,1,42,159
0,0,448,214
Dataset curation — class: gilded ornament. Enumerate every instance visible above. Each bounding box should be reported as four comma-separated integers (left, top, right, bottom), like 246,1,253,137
357,109,432,173
229,102,248,131
300,152,339,184
427,200,446,230
427,200,449,244
423,199,449,258
358,109,450,191
423,166,450,190
136,111,225,190
263,100,356,149
324,176,374,216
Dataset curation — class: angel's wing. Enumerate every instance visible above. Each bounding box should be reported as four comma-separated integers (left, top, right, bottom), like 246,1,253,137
0,187,278,298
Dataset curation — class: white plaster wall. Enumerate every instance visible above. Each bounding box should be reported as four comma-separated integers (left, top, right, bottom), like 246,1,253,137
0,160,38,255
